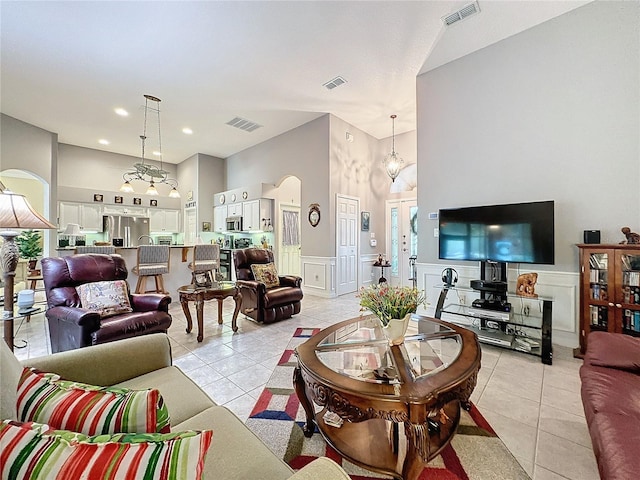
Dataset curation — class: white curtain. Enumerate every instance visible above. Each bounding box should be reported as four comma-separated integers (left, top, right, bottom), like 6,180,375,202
282,210,300,246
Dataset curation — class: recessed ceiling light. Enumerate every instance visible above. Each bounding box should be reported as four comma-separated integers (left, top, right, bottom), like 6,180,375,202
152,151,162,156
114,108,129,117
182,127,193,135
98,139,110,145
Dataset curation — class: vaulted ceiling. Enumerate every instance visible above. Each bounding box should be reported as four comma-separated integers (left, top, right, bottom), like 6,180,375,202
0,1,588,163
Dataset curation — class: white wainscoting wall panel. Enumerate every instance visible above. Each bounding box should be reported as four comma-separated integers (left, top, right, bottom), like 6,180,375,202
301,256,336,298
361,254,378,288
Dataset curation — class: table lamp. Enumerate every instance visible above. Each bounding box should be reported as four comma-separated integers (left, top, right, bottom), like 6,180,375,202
0,183,56,350
63,223,82,246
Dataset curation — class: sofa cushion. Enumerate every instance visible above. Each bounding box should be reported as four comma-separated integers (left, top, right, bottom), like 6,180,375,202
76,279,133,318
251,262,280,288
0,340,22,421
580,363,640,419
116,365,215,427
0,420,212,480
17,367,170,435
585,331,640,372
587,412,640,480
174,406,294,480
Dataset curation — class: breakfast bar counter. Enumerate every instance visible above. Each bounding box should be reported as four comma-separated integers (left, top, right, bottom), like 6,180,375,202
56,245,198,301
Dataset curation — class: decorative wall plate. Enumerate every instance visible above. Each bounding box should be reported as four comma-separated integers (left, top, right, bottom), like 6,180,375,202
231,193,237,202
242,191,248,200
219,194,225,204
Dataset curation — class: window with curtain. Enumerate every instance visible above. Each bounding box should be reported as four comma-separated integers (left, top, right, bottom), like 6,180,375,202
282,210,300,246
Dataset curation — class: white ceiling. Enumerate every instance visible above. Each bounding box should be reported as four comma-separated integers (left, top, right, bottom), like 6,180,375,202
0,1,588,164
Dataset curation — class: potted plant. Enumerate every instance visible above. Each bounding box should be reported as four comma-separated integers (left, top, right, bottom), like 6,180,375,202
17,229,43,273
357,284,426,345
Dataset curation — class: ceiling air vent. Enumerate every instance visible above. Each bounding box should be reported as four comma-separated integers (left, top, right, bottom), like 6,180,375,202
442,1,480,27
226,117,263,133
323,76,347,90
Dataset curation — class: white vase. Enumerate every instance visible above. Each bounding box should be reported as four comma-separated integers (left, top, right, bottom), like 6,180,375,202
380,313,411,346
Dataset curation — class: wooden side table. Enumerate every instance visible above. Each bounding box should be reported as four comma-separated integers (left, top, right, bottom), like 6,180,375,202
178,283,242,341
373,261,391,284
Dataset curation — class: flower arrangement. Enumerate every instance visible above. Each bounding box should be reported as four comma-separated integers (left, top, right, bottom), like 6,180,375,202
357,284,426,326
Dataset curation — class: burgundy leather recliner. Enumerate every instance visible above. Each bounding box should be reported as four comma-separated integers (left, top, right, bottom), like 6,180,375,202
233,248,303,324
41,254,172,353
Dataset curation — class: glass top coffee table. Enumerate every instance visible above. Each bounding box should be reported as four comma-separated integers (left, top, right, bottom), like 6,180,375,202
294,314,481,480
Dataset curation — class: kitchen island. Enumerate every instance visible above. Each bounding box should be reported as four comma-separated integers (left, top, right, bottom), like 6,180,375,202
56,245,198,301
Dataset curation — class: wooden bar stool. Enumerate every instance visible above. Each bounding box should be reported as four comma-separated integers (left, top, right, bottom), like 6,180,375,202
132,245,170,294
188,244,220,286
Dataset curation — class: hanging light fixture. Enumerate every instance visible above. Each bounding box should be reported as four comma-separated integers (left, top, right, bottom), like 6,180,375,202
120,95,180,197
383,114,404,182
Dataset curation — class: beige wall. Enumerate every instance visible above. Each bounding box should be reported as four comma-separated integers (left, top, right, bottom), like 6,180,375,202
226,115,331,258
416,0,640,272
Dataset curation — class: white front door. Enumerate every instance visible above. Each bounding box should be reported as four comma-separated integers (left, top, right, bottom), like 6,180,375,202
336,194,359,296
387,199,418,287
278,205,301,276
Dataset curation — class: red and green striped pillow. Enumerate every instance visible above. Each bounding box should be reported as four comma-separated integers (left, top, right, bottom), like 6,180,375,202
0,420,212,480
16,368,170,435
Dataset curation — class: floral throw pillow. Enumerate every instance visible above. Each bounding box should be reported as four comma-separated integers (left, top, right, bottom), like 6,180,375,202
0,421,212,480
251,262,280,288
17,367,170,435
76,279,133,318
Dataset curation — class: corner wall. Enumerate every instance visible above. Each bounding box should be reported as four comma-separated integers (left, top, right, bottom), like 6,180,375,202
415,1,640,347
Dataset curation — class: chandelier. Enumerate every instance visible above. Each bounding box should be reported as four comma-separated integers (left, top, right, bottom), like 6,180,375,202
120,95,180,198
383,114,404,182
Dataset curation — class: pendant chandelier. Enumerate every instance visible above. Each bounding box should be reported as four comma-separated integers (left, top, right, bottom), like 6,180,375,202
383,114,404,182
120,95,180,198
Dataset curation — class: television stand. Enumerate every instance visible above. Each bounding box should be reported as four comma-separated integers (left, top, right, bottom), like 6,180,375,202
434,285,553,365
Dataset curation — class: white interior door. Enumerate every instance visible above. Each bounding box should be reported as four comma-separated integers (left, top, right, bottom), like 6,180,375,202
278,205,301,276
336,194,359,296
387,198,417,287
184,207,197,245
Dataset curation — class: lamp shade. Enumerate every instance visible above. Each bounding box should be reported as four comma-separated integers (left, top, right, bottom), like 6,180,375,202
0,190,56,230
63,223,81,236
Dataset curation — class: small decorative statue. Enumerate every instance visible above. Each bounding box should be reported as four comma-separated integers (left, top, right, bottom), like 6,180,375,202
516,272,538,298
620,227,640,245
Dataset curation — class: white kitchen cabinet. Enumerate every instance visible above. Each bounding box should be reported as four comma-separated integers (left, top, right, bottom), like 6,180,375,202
58,202,103,232
149,209,181,233
227,203,242,217
242,199,273,232
214,205,228,233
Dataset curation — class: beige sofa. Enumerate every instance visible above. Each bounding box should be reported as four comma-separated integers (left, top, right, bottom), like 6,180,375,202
0,334,350,480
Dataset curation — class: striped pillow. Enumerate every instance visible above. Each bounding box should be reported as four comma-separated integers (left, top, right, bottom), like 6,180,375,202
0,420,212,480
17,368,170,435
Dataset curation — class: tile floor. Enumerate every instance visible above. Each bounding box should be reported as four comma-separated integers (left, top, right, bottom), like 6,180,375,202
12,293,599,480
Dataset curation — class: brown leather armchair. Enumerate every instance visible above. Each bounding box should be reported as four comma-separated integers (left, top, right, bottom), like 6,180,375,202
233,248,303,324
41,254,172,353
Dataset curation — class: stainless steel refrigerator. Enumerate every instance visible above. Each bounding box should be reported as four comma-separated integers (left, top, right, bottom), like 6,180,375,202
103,215,150,247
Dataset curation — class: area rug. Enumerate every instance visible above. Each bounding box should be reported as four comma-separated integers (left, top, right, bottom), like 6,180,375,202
246,328,530,480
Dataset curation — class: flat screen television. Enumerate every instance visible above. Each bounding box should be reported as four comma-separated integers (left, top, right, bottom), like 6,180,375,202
438,200,555,265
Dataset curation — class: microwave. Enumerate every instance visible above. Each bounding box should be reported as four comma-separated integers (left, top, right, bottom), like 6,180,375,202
225,216,243,232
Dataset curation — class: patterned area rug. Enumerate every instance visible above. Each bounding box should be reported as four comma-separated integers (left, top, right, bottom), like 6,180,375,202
246,328,530,480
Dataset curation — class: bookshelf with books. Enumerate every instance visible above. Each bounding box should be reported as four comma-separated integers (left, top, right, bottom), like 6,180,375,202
576,244,640,357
